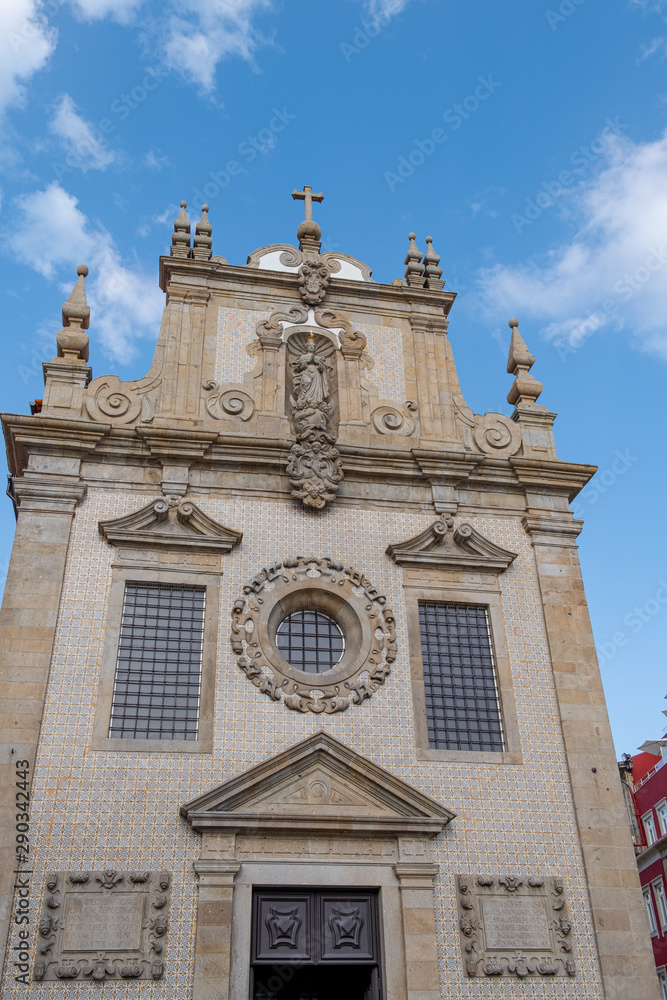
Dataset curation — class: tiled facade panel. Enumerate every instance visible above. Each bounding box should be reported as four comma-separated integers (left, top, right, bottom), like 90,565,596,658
3,489,604,998
215,307,267,383
214,305,408,407
356,322,406,403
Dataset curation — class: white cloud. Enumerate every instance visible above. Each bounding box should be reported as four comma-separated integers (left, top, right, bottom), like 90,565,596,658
67,0,144,25
363,0,414,24
639,35,667,59
476,131,667,361
159,0,273,91
7,182,164,362
49,93,116,171
143,147,170,170
0,0,56,116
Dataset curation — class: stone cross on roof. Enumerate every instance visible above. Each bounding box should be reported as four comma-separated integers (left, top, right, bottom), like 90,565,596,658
291,184,324,222
291,185,324,256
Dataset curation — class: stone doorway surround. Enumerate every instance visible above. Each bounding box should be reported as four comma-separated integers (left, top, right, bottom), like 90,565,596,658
180,732,455,1000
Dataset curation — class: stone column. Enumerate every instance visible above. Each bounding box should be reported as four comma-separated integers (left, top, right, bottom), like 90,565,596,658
393,863,440,1000
0,473,85,981
524,513,661,1000
192,861,241,1000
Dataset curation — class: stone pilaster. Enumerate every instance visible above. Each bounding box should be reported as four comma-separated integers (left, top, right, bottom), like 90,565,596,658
393,863,441,1000
192,861,240,1000
408,316,465,447
0,474,85,980
160,286,211,422
524,512,661,1000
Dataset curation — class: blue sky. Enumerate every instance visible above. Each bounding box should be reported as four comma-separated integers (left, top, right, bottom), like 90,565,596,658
0,0,666,753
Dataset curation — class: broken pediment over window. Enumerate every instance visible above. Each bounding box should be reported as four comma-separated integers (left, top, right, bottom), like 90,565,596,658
386,518,517,573
98,496,242,555
181,731,454,839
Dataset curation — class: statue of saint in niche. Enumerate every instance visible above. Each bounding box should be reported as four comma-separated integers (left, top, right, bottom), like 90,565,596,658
290,339,332,408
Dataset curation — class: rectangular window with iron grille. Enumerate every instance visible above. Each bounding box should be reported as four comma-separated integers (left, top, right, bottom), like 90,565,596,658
418,601,504,752
108,582,205,741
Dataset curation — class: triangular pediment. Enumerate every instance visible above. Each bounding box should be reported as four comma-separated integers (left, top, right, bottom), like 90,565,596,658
386,518,516,572
181,732,454,838
98,496,242,553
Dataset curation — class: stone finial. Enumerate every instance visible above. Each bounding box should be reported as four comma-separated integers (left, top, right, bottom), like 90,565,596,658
170,200,191,258
404,233,425,287
506,317,543,407
192,205,213,261
57,265,90,363
423,236,445,290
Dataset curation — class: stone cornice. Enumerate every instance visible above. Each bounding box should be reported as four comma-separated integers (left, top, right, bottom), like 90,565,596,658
158,255,457,314
411,449,484,480
522,512,584,547
12,472,86,515
135,426,219,461
2,414,110,476
510,457,597,500
2,414,600,514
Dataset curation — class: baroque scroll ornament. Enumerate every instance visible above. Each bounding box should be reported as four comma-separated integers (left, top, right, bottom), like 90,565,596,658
230,556,397,714
287,334,343,509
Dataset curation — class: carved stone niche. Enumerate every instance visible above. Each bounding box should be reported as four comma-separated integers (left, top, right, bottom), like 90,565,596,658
457,874,576,979
386,517,517,573
34,870,171,982
230,556,396,714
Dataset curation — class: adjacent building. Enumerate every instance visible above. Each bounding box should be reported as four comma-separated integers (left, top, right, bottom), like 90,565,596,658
619,698,667,999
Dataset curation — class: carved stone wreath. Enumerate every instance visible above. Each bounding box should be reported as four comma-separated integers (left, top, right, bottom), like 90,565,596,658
34,870,171,982
230,556,396,714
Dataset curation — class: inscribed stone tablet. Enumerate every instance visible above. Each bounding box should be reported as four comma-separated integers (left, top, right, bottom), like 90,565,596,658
63,893,144,952
482,897,551,951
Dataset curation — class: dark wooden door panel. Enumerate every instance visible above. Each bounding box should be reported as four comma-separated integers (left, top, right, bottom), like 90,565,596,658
320,895,375,963
254,894,312,962
252,889,379,966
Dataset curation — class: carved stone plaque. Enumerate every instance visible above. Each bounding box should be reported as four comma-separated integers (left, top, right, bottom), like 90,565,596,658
481,897,551,951
457,875,576,979
62,893,145,952
34,870,171,982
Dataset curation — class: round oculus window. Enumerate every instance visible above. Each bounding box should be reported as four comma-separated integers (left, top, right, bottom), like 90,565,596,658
275,610,345,674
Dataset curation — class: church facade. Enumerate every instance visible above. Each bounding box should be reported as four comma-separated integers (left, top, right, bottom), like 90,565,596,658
0,190,659,999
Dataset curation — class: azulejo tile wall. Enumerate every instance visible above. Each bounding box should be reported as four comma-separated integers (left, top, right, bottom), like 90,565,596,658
3,490,604,998
215,307,267,384
357,322,406,404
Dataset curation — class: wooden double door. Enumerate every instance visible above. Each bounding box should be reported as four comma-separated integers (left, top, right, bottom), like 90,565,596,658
251,889,381,1000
